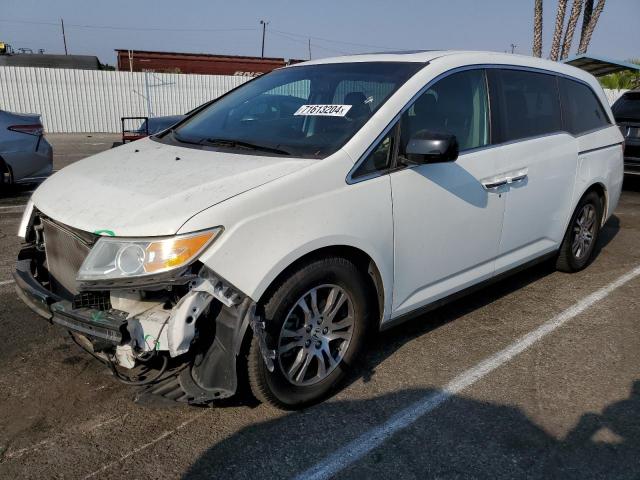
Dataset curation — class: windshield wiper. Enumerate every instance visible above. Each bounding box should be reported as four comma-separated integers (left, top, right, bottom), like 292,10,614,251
202,138,291,156
170,129,202,146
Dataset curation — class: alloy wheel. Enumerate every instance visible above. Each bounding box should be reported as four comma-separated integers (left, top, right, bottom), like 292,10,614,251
277,284,355,386
572,203,597,260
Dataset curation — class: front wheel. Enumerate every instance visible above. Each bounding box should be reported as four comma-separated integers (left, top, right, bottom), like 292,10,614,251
248,257,372,409
556,191,603,272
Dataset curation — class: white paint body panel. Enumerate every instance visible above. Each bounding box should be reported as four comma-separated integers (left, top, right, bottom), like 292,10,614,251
32,138,315,236
494,134,578,274
28,51,624,328
390,149,505,316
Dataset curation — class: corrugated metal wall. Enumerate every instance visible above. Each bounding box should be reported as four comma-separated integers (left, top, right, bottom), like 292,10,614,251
0,67,249,133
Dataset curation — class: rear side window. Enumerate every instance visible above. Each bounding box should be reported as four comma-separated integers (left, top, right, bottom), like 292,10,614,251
491,69,562,142
559,77,610,135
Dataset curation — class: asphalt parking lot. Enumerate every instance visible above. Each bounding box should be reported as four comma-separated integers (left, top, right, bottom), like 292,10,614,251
1,134,639,479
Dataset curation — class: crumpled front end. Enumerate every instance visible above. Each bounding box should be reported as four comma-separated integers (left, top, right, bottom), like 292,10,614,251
14,210,266,404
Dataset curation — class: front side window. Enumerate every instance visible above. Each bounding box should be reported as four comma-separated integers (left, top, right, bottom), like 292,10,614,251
167,62,423,159
492,69,562,142
351,128,396,179
559,77,610,135
399,69,490,154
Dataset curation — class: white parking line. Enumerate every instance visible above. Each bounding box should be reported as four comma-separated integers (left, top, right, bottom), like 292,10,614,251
0,279,15,287
294,264,640,480
82,411,209,479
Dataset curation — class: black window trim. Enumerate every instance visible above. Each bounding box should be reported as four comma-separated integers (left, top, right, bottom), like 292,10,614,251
346,63,614,185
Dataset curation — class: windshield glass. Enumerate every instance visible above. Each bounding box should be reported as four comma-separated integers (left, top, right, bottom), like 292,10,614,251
168,62,424,158
613,92,640,120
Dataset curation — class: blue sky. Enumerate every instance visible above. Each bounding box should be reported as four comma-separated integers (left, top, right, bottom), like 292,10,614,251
1,0,638,65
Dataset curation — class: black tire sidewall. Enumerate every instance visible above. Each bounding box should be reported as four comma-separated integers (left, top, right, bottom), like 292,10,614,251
563,191,603,271
255,258,371,407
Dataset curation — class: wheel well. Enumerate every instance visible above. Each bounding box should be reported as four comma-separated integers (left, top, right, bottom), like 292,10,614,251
258,245,385,327
584,183,607,221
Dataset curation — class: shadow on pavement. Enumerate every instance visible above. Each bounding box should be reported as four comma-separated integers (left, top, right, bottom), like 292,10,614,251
184,381,640,479
0,182,39,200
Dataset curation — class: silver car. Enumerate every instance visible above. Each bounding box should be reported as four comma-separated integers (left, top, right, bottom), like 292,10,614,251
0,110,53,185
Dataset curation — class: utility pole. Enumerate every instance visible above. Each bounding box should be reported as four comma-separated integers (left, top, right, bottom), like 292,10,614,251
510,43,517,54
308,38,312,60
60,18,68,55
260,20,269,58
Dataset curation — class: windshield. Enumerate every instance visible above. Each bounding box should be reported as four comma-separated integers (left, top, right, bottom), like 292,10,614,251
167,62,424,158
613,92,640,120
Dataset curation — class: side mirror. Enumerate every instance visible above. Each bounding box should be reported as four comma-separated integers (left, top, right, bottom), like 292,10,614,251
404,131,459,165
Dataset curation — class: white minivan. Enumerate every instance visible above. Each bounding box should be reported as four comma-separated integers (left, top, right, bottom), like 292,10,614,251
15,51,623,409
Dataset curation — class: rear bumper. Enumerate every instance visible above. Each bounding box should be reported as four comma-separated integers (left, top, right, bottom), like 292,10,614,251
13,258,126,344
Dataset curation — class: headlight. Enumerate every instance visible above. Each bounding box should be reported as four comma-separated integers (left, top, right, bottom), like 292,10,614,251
77,228,222,281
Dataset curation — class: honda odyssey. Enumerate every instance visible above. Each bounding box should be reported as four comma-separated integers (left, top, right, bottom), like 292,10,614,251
14,51,623,409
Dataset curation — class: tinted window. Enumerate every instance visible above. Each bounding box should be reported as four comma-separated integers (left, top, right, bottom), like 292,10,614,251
612,92,640,120
493,69,562,142
559,77,610,135
170,62,422,159
399,69,490,153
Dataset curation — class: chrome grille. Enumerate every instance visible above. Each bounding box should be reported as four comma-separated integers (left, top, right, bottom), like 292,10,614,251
42,219,92,298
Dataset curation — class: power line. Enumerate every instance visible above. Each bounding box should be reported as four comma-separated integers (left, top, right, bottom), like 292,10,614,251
0,19,407,50
0,19,257,33
270,28,405,51
269,31,350,55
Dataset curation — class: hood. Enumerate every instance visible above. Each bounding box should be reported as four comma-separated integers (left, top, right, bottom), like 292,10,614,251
32,138,315,236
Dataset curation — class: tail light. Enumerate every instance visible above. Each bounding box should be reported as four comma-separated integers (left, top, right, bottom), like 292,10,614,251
8,123,44,136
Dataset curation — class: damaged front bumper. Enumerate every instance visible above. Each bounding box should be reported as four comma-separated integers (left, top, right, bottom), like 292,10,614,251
14,246,264,404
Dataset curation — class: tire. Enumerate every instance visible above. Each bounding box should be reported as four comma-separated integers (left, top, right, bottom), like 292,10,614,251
0,159,12,187
248,256,372,409
556,191,603,273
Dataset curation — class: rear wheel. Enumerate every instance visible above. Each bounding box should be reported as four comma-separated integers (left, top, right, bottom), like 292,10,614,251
556,191,603,272
248,257,371,409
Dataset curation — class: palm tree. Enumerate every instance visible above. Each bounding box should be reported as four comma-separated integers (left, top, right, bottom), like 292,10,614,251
549,0,568,61
560,0,583,60
533,0,544,57
578,0,606,54
581,0,594,42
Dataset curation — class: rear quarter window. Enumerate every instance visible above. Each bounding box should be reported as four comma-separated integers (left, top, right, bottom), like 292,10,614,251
559,77,611,135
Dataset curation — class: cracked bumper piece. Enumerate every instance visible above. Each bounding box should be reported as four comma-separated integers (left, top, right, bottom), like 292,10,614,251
14,248,261,404
14,258,129,344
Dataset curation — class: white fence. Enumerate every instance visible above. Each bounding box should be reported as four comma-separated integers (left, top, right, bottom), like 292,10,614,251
0,66,629,134
0,66,249,133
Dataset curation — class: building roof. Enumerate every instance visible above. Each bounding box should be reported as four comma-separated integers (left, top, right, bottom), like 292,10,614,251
114,49,298,63
562,54,640,77
0,54,101,70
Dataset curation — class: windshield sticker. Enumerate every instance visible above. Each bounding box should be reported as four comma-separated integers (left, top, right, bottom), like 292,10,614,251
294,104,352,117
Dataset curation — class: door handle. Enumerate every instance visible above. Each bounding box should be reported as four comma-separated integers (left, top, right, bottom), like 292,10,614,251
482,168,528,191
482,179,508,190
508,172,528,184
